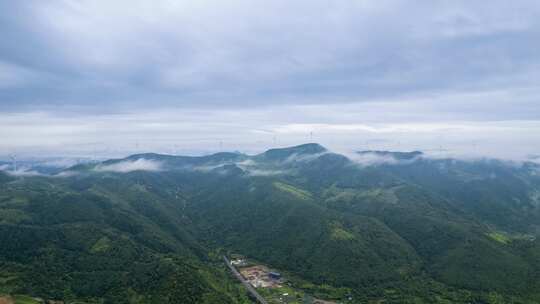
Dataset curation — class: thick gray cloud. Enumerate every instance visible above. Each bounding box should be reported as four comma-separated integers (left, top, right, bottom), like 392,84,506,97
0,1,539,158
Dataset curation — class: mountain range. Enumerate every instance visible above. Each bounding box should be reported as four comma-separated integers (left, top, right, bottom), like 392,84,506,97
1,143,540,303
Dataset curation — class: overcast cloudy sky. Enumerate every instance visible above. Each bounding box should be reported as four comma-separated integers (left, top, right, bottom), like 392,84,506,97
1,0,539,159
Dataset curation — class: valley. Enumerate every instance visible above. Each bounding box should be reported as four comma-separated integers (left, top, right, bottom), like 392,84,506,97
1,144,540,303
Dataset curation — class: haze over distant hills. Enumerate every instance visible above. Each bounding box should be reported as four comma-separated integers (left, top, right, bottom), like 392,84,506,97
1,143,540,303
2,1,540,303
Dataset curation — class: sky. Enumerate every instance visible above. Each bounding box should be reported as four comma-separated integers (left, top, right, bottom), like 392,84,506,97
1,0,539,160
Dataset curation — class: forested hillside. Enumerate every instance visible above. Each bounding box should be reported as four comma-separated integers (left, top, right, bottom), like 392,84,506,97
1,144,540,303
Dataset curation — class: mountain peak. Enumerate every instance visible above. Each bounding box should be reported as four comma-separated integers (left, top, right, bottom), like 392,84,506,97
260,143,327,160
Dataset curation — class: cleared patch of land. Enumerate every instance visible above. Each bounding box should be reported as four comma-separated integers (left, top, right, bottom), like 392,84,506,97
0,295,43,304
329,221,355,241
486,231,536,245
487,232,511,244
273,182,312,200
90,236,111,253
239,265,281,288
0,296,14,304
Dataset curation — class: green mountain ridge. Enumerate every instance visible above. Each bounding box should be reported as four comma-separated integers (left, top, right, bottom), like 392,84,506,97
2,144,540,303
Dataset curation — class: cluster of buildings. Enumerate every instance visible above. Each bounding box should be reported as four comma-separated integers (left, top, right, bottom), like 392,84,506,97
228,255,341,304
230,258,248,267
239,265,283,288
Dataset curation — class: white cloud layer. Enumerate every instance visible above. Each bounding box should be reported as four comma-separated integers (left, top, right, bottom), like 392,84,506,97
4,168,44,177
246,169,289,176
345,152,412,167
0,1,539,160
1,103,539,162
95,159,163,173
1,1,539,109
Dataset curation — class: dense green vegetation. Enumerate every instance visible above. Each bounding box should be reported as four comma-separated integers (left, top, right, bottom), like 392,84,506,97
0,172,250,304
1,144,540,303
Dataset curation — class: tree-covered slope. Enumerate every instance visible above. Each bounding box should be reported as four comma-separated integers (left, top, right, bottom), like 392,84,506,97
0,175,249,304
2,144,540,303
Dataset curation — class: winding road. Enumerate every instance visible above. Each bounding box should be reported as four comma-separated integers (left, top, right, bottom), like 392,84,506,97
223,256,269,304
